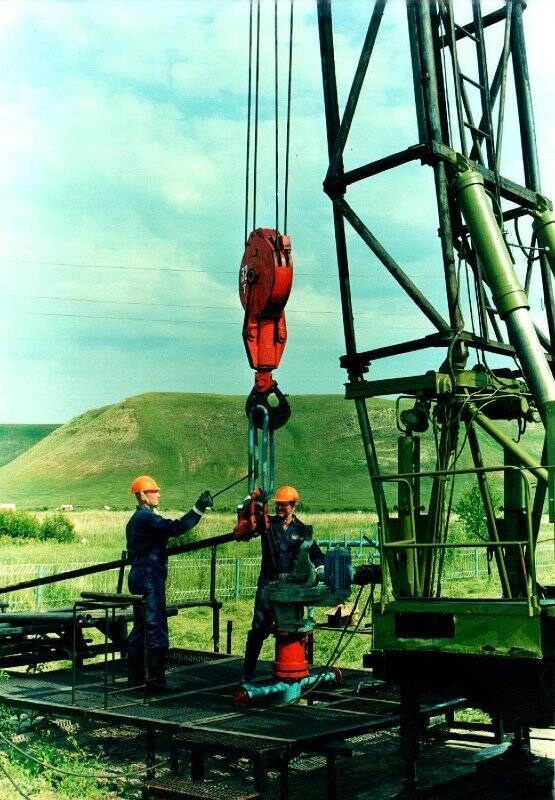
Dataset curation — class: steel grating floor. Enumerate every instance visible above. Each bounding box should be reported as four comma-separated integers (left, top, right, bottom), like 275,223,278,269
0,650,413,748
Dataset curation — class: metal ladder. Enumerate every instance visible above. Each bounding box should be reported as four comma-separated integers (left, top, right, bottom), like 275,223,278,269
438,0,512,171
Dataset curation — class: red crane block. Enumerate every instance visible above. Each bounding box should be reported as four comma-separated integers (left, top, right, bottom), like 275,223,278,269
239,228,293,394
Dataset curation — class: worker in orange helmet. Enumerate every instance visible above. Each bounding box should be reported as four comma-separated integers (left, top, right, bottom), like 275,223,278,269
241,485,324,685
126,475,213,691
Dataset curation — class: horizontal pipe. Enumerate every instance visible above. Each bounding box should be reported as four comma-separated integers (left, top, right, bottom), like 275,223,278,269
0,531,239,596
383,540,530,549
242,670,337,700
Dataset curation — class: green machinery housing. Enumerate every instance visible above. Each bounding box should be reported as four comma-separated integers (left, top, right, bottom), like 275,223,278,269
317,0,554,731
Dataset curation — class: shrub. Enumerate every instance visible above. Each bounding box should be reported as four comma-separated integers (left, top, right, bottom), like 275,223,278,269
455,482,501,541
39,513,76,543
0,510,41,539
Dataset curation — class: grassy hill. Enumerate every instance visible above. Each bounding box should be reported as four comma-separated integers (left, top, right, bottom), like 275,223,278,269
0,392,544,511
0,424,59,468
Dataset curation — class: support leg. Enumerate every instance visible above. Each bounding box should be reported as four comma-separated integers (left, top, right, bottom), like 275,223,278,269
253,755,267,793
145,730,156,782
326,752,337,800
191,745,205,780
397,681,421,798
279,757,289,800
170,738,179,775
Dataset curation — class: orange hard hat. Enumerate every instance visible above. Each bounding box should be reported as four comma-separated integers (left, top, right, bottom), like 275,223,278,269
273,485,300,504
130,475,160,494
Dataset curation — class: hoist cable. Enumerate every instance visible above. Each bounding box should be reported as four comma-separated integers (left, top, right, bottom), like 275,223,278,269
244,0,254,245
252,0,261,231
274,0,279,241
283,0,294,234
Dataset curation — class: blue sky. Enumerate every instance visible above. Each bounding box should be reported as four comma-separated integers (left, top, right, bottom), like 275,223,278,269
0,0,553,423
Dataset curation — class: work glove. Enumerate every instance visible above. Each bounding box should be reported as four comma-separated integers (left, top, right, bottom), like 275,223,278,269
233,518,255,541
195,490,213,513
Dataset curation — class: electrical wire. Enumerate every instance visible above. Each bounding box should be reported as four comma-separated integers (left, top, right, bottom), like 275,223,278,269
1,308,434,331
5,292,426,318
294,584,371,702
0,256,446,281
0,756,32,800
0,731,168,779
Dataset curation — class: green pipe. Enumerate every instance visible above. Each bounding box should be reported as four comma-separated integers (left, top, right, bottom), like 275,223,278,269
533,207,555,278
452,168,555,414
467,404,548,485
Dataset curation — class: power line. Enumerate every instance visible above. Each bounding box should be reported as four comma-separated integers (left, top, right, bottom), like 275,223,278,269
0,257,439,281
0,256,339,278
3,308,432,331
5,292,421,318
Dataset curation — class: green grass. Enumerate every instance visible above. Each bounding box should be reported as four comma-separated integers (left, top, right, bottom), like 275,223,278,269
0,392,545,512
0,510,551,610
0,424,58,468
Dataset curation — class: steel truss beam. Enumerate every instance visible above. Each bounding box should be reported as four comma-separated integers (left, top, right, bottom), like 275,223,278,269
317,0,554,605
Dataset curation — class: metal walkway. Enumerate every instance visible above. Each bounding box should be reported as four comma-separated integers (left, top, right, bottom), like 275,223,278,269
0,648,463,799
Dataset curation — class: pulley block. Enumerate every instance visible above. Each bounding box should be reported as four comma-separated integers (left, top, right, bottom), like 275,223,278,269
239,228,293,391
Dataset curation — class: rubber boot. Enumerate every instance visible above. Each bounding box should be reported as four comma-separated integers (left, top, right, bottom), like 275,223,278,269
147,650,178,695
126,644,145,688
242,630,264,684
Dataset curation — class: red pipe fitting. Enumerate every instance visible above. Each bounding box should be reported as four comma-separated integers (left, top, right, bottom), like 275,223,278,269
273,633,309,680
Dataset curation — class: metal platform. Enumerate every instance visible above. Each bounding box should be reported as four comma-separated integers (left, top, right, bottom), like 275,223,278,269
0,648,464,799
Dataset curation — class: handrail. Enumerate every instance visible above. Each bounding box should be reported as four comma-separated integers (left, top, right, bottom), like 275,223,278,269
372,464,541,614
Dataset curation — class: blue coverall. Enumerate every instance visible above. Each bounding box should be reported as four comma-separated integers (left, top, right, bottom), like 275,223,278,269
126,505,202,670
243,514,324,681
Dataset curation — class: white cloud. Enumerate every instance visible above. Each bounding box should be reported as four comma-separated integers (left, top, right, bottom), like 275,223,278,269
0,0,553,422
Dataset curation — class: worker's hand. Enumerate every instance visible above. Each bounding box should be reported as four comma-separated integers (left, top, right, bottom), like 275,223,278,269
196,490,214,513
233,519,255,541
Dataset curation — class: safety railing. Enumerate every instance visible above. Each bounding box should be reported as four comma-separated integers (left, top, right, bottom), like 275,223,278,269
0,545,552,611
372,464,549,615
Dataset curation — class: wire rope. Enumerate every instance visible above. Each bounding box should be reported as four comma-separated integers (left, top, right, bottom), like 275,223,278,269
283,0,294,234
244,0,254,245
252,0,261,231
274,0,279,241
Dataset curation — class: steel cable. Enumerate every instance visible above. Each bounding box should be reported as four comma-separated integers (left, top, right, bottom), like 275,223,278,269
274,0,279,241
252,0,261,231
283,0,294,234
0,731,168,780
244,0,254,245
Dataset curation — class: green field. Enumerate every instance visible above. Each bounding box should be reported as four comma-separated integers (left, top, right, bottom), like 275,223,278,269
0,392,545,512
0,509,552,608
